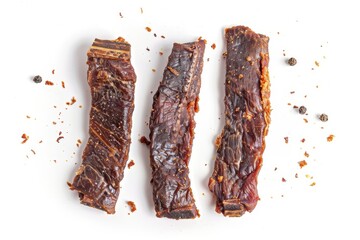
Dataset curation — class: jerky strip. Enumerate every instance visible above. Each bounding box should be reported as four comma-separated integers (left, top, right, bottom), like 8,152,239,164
149,40,205,219
209,26,270,217
69,37,136,214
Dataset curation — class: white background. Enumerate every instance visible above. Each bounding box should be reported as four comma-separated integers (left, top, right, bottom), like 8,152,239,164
1,0,359,239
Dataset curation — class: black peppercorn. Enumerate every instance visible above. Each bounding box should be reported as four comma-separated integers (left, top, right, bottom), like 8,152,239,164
288,57,297,66
33,75,42,83
299,106,307,115
319,114,328,122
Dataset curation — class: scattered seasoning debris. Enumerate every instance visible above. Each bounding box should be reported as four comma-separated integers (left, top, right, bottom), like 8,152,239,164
66,96,77,105
39,140,43,143
295,173,299,178
215,135,222,148
274,167,277,171
119,12,123,18
21,133,29,144
153,33,157,37
61,81,65,88
140,7,143,14
305,174,313,179
127,160,135,169
327,134,334,142
76,139,82,147
205,164,207,166
319,114,328,122
159,51,163,56
59,131,62,135
222,52,227,58
139,136,151,146
146,47,150,51
290,91,295,94
298,160,308,168
161,35,165,39
211,43,216,49
152,69,156,72
287,103,291,106
287,57,297,66
45,80,54,86
310,182,316,187
284,137,289,144
304,151,309,158
298,106,307,115
293,105,299,109
315,61,320,67
31,149,36,155
26,115,31,119
52,69,55,74
145,27,152,32
33,75,43,83
56,136,64,143
207,58,210,62
301,138,305,143
303,118,308,123
127,201,137,212
53,160,57,163
52,121,57,125
282,177,286,182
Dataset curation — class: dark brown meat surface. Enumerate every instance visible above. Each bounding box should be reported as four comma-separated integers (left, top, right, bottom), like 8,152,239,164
149,40,206,219
68,38,136,214
209,26,270,217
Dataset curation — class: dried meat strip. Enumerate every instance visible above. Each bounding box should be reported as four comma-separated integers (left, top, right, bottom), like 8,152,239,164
209,26,270,217
68,37,136,214
149,40,206,219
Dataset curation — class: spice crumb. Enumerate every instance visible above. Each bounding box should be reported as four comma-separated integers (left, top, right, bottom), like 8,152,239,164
146,47,150,51
301,138,305,143
310,182,316,186
26,115,31,119
33,75,43,83
304,151,309,158
152,69,156,72
139,136,151,146
287,57,297,66
293,105,299,109
159,51,163,56
153,33,157,37
145,27,152,32
21,133,29,144
211,43,216,49
282,177,286,182
295,173,299,178
161,35,165,39
319,114,328,122
127,201,137,212
298,160,307,168
31,149,36,155
303,118,308,123
45,80,54,86
207,58,210,62
315,61,320,67
52,69,55,74
56,136,64,143
274,167,277,171
127,160,135,169
140,7,143,14
327,134,334,142
61,81,65,88
66,96,77,105
290,91,295,94
284,137,289,144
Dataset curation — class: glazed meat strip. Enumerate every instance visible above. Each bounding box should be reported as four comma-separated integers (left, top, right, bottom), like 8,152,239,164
209,26,270,217
149,40,205,219
69,38,136,214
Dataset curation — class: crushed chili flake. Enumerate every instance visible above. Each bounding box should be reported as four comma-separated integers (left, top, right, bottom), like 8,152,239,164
139,136,151,146
284,137,289,144
66,96,77,105
52,69,55,74
304,151,309,158
310,182,316,186
152,69,156,72
127,160,135,169
61,81,65,88
298,160,307,168
293,105,299,109
327,134,334,142
301,138,305,143
127,201,137,212
21,133,29,144
45,80,54,86
59,131,62,135
282,177,286,182
56,136,64,143
211,43,216,49
145,27,152,32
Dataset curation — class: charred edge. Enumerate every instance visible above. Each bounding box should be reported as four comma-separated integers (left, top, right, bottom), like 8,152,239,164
156,205,199,219
221,199,246,217
87,37,131,60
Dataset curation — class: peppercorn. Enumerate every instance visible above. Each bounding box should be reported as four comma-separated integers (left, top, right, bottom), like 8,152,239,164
298,106,307,114
288,57,297,66
319,113,328,122
33,75,42,83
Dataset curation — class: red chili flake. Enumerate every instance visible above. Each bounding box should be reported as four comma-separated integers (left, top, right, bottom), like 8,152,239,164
66,96,77,105
145,27,152,32
52,69,55,74
284,137,289,144
139,136,151,146
282,177,286,182
304,151,309,158
21,133,29,144
127,160,135,169
301,138,305,143
59,131,62,136
56,136,64,143
298,160,307,168
61,81,65,88
127,201,137,212
45,80,54,86
211,43,216,49
327,134,334,142
293,105,299,109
